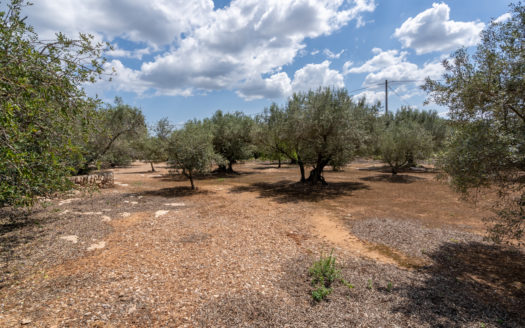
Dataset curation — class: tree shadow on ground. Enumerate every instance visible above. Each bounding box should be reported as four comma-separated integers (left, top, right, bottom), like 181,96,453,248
0,208,50,289
360,174,426,184
393,241,525,327
229,180,369,203
358,165,438,173
154,171,255,182
118,170,160,175
136,186,214,198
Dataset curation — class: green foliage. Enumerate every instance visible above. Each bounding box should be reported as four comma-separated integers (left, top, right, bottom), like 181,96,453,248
389,106,449,151
311,286,332,302
309,250,340,288
377,119,433,175
208,110,254,173
253,103,290,166
82,98,146,171
136,118,173,171
424,2,525,244
0,0,107,206
169,120,222,189
309,250,353,302
259,88,378,184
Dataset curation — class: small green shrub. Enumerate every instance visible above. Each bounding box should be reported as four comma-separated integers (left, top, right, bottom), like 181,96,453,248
312,286,332,302
309,249,339,288
309,250,353,302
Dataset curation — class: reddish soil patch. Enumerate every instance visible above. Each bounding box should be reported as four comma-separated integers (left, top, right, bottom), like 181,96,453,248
0,161,523,327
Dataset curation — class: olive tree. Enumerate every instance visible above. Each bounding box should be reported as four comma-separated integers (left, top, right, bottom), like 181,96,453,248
377,120,433,175
137,118,173,171
423,2,525,243
0,0,106,206
284,88,373,184
81,98,146,171
169,120,221,190
209,110,254,173
254,103,291,168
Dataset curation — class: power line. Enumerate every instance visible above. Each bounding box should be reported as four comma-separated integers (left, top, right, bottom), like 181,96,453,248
388,85,412,108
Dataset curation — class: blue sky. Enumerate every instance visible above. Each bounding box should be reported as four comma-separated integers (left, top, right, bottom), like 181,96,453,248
23,0,513,126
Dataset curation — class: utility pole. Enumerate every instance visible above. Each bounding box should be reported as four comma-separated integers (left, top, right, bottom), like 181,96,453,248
385,79,388,115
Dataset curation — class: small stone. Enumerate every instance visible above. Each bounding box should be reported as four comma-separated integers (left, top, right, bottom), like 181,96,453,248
101,215,111,222
60,235,78,244
155,210,169,218
21,318,32,325
87,241,106,251
164,202,185,207
121,212,131,218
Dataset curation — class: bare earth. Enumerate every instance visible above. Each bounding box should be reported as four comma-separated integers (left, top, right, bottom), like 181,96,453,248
1,161,523,327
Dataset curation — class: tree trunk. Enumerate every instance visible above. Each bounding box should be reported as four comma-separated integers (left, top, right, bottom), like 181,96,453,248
290,158,298,165
298,156,306,182
189,172,195,190
306,165,328,185
391,166,398,175
306,156,329,185
150,161,155,172
278,158,281,168
227,160,234,173
405,151,415,168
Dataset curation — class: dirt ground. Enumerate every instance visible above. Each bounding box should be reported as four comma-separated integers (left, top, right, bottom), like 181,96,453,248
1,160,523,327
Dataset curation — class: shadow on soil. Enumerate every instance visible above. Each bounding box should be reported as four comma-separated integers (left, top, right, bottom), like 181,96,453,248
394,241,525,327
229,180,369,203
360,174,426,184
136,186,214,198
358,165,438,174
154,171,255,182
0,209,49,288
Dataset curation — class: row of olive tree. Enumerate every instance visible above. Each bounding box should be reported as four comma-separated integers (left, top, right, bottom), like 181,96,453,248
156,88,446,190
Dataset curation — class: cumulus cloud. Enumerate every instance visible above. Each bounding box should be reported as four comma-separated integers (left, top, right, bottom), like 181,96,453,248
237,72,292,100
237,60,345,100
24,0,375,98
494,13,511,24
394,2,484,54
343,48,444,85
291,61,344,93
353,89,383,104
24,0,214,47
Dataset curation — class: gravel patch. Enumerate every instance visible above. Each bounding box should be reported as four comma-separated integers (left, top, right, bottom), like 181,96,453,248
349,217,484,259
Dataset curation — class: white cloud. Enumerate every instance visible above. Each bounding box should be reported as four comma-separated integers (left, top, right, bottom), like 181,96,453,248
494,13,511,24
237,72,292,100
344,48,444,86
291,61,344,93
344,48,404,74
24,0,214,47
106,45,153,60
237,60,346,100
26,0,375,98
353,89,383,104
323,49,345,59
394,3,484,54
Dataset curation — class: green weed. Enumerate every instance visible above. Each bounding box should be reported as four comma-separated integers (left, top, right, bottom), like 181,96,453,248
309,250,353,302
